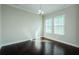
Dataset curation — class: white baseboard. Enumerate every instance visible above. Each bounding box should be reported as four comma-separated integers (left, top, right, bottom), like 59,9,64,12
1,39,30,47
44,37,79,48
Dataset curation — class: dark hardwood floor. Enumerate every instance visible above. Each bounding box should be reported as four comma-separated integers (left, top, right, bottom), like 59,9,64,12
0,38,79,55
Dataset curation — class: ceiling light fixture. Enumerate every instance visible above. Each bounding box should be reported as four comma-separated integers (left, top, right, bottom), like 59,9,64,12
37,4,44,15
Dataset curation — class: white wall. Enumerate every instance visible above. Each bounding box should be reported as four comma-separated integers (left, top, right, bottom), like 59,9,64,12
44,5,79,47
76,5,79,45
2,5,42,46
0,5,2,48
1,4,79,48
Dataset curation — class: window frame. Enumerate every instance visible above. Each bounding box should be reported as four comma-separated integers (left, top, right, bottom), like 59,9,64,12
54,15,65,35
45,18,53,34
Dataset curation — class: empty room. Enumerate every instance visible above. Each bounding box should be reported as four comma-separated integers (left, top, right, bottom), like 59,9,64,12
0,4,79,55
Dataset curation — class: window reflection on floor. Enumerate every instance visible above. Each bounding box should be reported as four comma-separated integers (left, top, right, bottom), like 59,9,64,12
44,40,64,55
44,42,53,55
53,45,64,55
35,39,41,50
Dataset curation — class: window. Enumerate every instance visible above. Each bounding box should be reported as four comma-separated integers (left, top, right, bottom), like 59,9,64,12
45,18,52,33
54,15,65,35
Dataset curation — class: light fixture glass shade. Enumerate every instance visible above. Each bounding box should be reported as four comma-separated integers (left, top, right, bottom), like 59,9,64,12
38,10,41,14
41,11,44,14
37,10,44,14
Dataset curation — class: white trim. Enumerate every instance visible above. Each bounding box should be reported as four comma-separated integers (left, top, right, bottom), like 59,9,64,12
44,37,79,48
1,37,79,48
1,39,30,47
6,4,37,14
